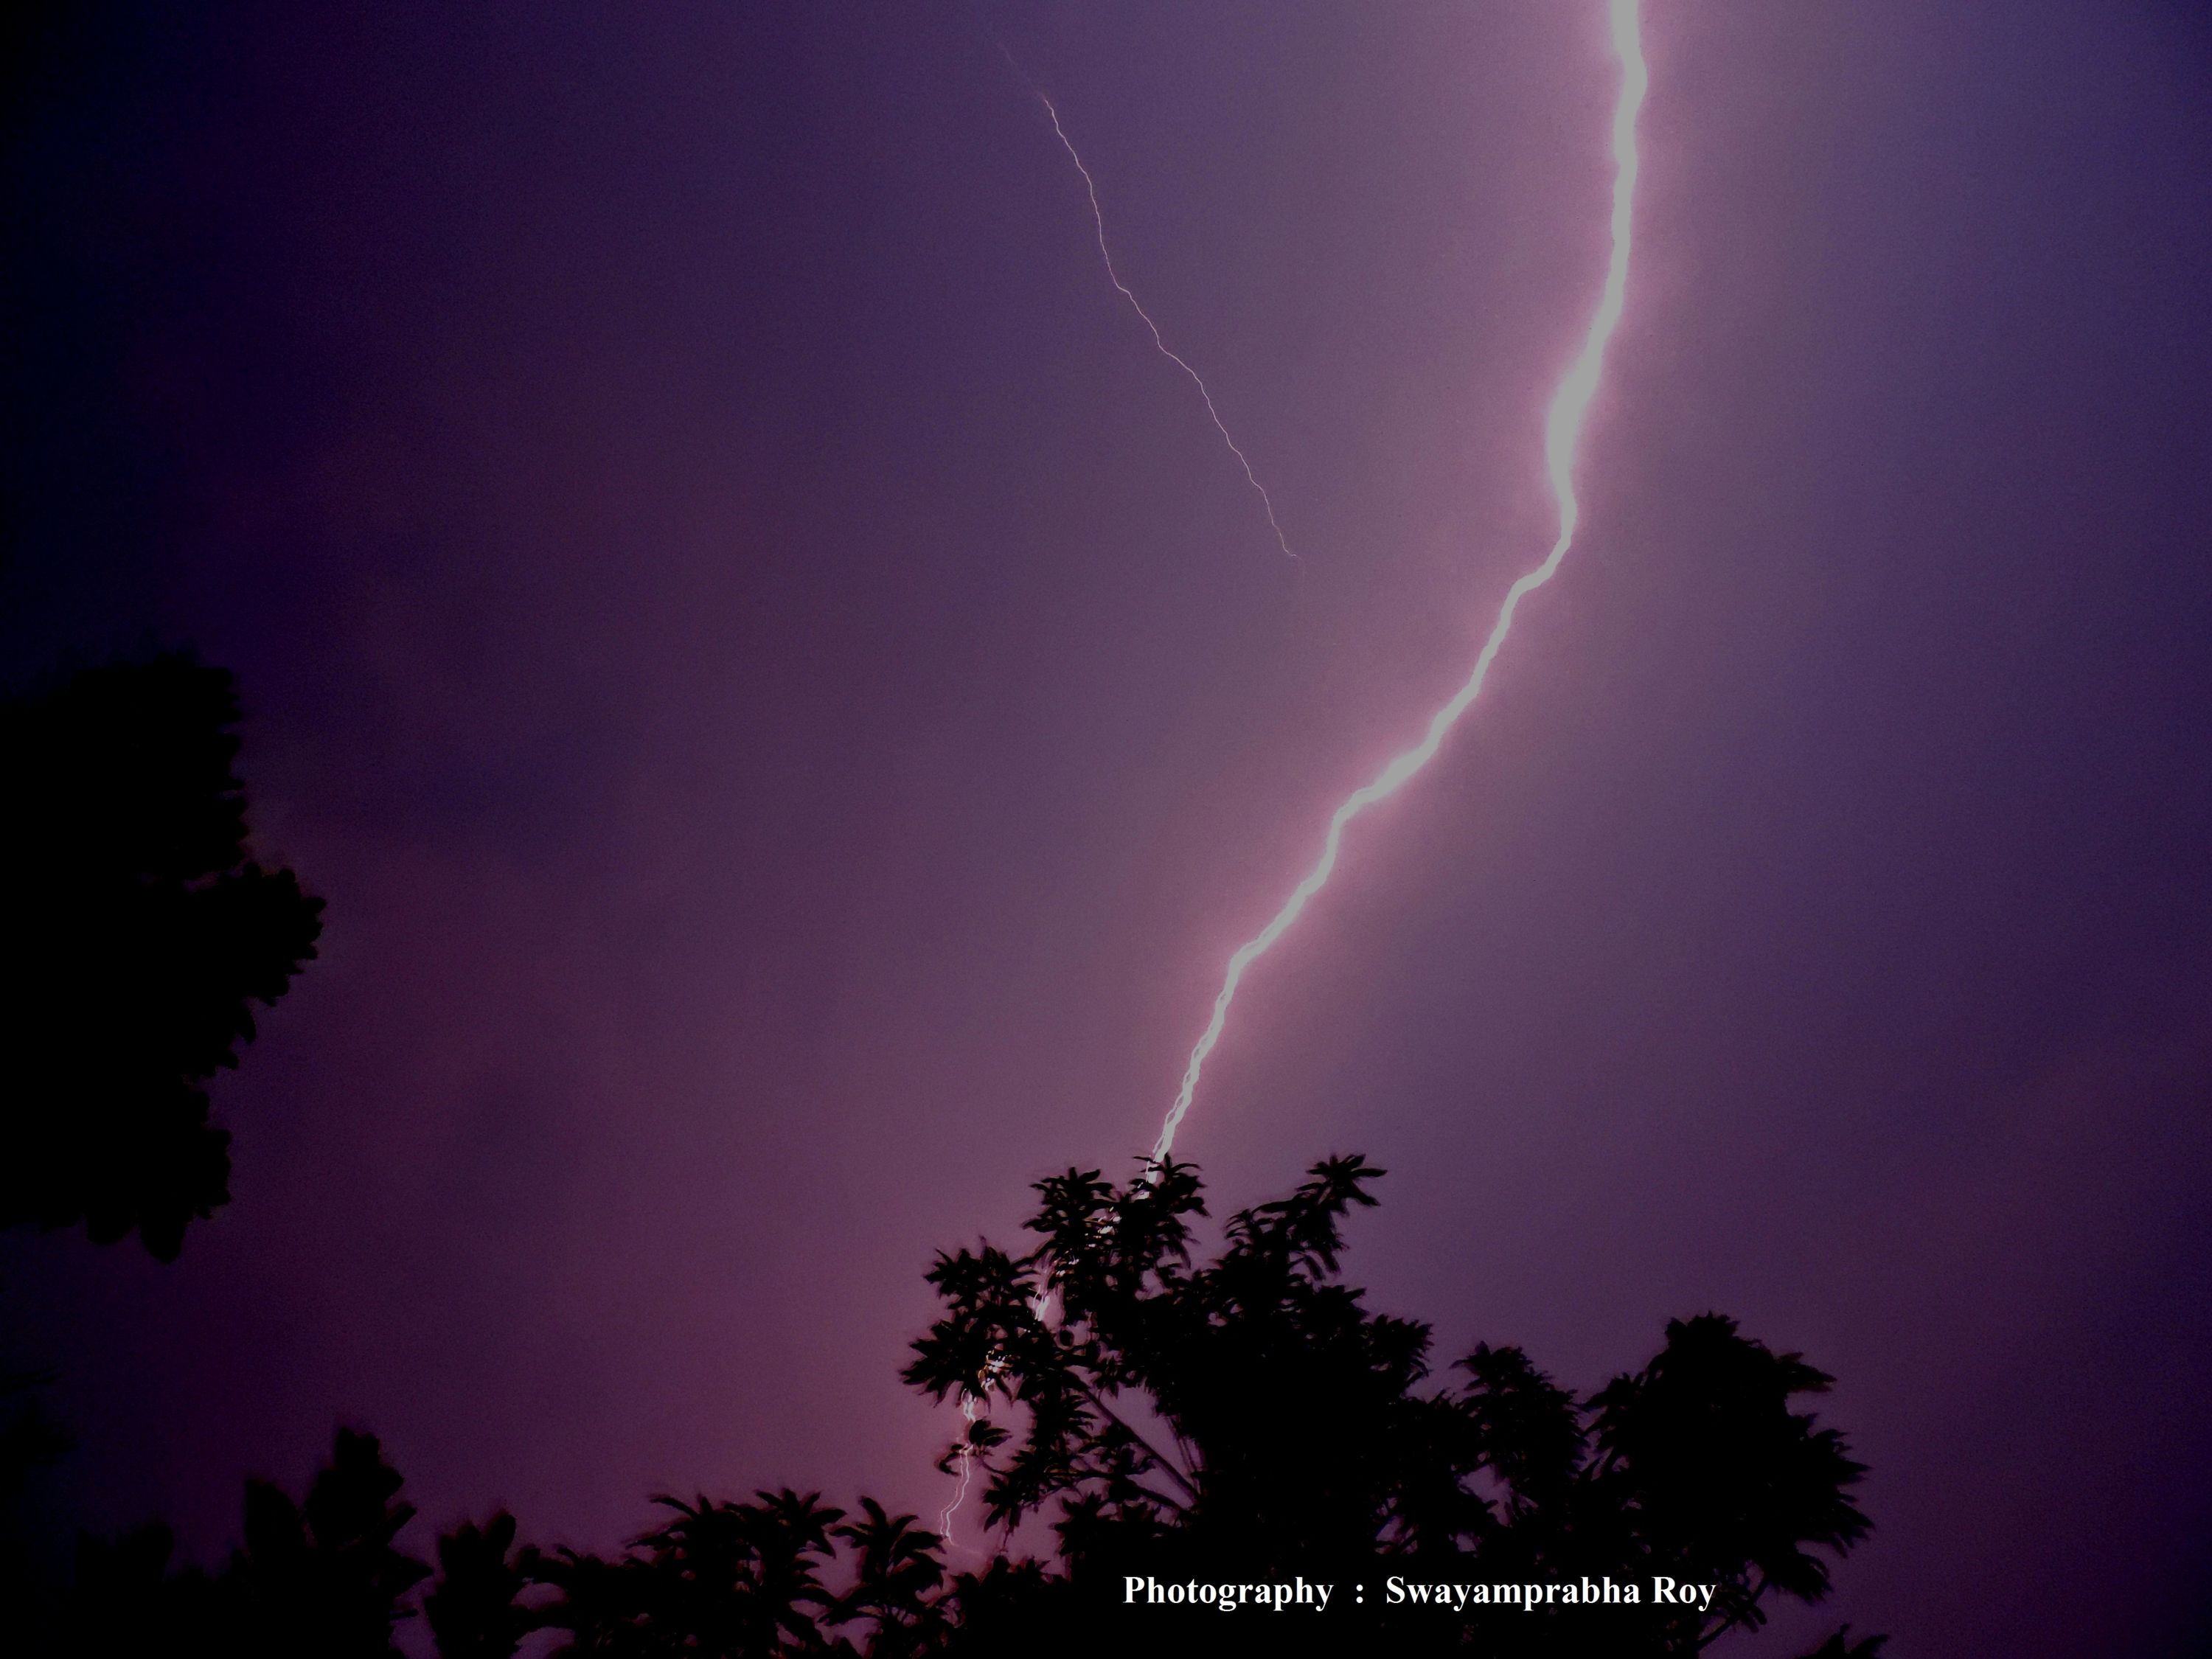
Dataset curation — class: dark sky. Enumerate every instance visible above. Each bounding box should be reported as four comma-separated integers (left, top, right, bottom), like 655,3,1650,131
6,1,2211,1652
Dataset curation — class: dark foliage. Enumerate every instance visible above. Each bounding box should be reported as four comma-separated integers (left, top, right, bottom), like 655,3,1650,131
898,1154,1875,1656
0,1368,74,1646
223,1427,431,1657
26,1430,424,1658
0,654,322,1256
425,1512,534,1659
46,1521,213,1658
21,1155,1876,1656
535,1488,852,1655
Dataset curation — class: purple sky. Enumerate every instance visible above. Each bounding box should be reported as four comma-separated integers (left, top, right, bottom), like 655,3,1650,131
6,1,2211,1652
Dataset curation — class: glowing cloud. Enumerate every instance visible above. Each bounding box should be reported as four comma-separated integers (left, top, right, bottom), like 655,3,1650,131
1152,0,1648,1164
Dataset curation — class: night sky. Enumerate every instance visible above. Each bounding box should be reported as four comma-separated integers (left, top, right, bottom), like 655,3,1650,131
6,2,2211,1653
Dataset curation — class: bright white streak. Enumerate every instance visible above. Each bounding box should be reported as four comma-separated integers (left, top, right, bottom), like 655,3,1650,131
936,1290,1054,1547
1153,0,1647,1164
1036,93,1300,563
937,1393,982,1543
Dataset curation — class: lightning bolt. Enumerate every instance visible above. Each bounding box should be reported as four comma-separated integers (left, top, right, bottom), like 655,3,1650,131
938,1391,984,1545
936,1291,1052,1547
939,0,1649,1548
1027,83,1301,563
1152,0,1648,1164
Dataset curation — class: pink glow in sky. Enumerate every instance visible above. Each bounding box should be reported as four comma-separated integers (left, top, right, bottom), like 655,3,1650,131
1154,0,1647,1164
5,4,2211,1655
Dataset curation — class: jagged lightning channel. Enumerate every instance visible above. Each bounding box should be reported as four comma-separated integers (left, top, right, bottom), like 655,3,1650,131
937,1391,984,1545
1152,0,1647,1165
1032,89,1300,563
936,1293,1051,1547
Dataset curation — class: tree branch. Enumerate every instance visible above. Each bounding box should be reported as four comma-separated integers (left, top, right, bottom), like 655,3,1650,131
1072,1382,1197,1502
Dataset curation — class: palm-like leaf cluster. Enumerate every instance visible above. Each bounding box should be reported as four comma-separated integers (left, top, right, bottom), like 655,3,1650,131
902,1155,1874,1655
21,1157,1878,1658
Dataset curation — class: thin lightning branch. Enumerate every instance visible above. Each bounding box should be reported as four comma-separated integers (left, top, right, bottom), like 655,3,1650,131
938,1392,984,1544
937,0,1647,1547
1152,0,1648,1165
1030,88,1301,563
936,1288,1054,1548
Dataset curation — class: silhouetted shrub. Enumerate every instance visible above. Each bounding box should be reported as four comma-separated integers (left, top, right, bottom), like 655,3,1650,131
0,654,321,1257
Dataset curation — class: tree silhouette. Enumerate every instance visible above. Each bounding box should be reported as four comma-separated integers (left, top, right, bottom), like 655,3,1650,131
901,1153,1878,1656
423,1512,534,1659
535,1489,851,1656
20,1155,1882,1656
0,654,322,1257
831,1497,951,1656
222,1427,430,1658
27,1429,425,1658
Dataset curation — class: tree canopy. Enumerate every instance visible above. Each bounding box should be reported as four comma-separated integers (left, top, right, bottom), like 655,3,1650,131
899,1152,1877,1656
0,655,323,1257
20,1154,1880,1656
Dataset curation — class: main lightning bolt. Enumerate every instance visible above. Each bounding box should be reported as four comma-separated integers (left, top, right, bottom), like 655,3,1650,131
1029,85,1301,563
940,1,1648,1548
1152,0,1648,1164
